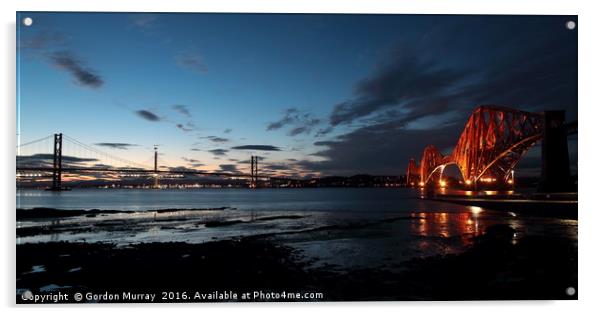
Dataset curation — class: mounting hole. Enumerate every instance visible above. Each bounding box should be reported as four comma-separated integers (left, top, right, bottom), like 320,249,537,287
566,20,576,30
22,17,33,27
566,286,576,296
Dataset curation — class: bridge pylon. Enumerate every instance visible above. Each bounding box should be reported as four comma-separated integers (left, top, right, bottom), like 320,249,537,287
48,133,66,191
250,155,258,188
153,145,160,189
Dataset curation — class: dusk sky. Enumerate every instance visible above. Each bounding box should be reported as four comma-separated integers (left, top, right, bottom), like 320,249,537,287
16,13,577,177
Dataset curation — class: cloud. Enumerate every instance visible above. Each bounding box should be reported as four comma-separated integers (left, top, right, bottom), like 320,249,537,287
181,157,200,163
315,126,334,137
50,51,104,88
329,17,578,130
208,136,229,143
19,31,66,50
267,108,298,130
231,145,281,151
295,121,462,176
329,48,467,127
190,148,202,152
172,104,192,117
209,149,229,156
218,164,240,173
176,123,194,132
135,109,161,122
136,107,197,132
95,143,138,150
19,31,104,90
267,108,322,136
181,157,205,168
17,154,98,168
223,128,233,134
263,163,291,171
176,52,207,74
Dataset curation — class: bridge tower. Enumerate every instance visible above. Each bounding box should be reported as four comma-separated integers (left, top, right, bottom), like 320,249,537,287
250,155,258,188
50,133,63,191
154,145,158,172
153,145,160,189
538,111,572,192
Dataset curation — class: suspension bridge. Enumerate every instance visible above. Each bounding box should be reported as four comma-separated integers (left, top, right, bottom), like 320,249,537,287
16,133,282,190
406,106,577,192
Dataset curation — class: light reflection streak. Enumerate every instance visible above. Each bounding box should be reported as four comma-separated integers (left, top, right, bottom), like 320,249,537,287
410,209,485,248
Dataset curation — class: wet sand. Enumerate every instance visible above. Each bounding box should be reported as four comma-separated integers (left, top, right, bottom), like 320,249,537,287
16,206,578,302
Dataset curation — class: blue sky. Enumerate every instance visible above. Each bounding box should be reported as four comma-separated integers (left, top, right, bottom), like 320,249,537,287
17,13,577,177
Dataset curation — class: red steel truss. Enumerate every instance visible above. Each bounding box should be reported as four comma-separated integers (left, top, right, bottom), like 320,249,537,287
405,158,420,186
407,105,544,186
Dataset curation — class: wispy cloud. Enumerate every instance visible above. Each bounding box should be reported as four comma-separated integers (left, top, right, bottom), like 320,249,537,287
231,145,281,151
19,31,104,90
172,104,192,117
315,126,333,137
50,51,104,88
223,128,233,134
175,52,207,74
18,31,66,50
209,149,229,156
208,136,229,143
181,157,200,163
267,108,321,136
135,109,161,122
267,108,297,130
176,123,194,132
95,143,138,150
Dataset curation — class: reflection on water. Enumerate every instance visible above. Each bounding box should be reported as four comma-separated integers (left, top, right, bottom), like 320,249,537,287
410,211,484,244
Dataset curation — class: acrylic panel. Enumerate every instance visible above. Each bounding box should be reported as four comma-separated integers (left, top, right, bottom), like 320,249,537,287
16,12,578,303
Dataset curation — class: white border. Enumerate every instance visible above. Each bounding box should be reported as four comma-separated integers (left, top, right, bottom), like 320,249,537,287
2,0,601,315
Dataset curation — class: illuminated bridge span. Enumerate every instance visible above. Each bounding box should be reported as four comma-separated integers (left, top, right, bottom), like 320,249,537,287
406,105,575,191
16,133,287,190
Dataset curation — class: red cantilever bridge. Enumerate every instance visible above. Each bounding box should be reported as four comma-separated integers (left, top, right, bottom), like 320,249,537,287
406,105,575,191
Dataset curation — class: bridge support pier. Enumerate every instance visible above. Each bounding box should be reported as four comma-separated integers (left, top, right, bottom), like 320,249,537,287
538,111,573,193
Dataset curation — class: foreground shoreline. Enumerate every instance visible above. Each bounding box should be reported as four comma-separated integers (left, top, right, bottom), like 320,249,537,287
17,221,577,303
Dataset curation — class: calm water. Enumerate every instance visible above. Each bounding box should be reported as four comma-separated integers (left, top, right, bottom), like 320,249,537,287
17,187,472,214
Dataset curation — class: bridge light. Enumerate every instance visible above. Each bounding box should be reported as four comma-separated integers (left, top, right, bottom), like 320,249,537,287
507,179,513,184
419,181,425,187
439,180,447,188
465,179,472,185
470,206,483,214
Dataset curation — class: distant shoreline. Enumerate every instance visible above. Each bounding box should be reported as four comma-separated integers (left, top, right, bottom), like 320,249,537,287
16,207,235,221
